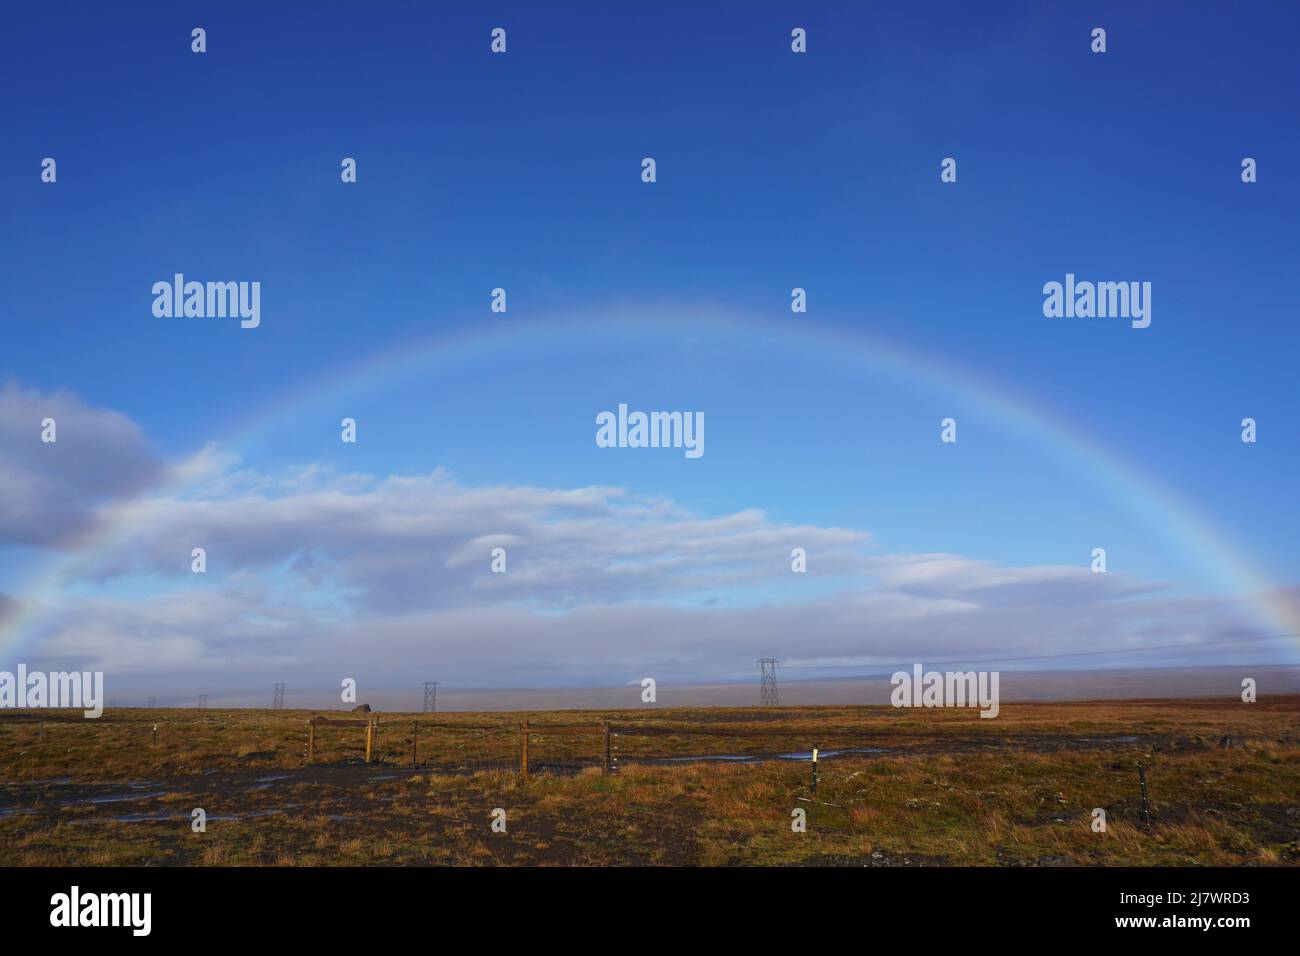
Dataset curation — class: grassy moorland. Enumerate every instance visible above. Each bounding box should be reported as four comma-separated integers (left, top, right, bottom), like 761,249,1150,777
0,696,1297,866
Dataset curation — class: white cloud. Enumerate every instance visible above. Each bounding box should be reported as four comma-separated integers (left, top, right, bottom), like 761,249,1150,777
69,467,873,610
3,389,1285,690
0,383,162,547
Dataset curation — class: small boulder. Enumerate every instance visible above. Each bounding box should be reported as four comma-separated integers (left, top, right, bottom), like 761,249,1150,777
351,703,372,713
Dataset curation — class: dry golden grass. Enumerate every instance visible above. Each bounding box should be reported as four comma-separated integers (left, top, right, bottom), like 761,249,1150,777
0,696,1297,865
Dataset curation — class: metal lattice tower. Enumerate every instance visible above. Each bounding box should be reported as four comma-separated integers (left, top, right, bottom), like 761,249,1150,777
147,696,157,708
758,658,779,706
423,682,440,713
198,694,208,709
272,682,286,710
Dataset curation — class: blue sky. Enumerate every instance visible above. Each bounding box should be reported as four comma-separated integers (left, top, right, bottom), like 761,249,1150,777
2,1,1298,695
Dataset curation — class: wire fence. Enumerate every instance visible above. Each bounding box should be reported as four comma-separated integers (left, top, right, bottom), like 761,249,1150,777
0,707,1181,781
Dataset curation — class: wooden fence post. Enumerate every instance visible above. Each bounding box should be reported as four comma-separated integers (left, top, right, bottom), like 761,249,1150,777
519,720,529,778
365,719,374,764
412,720,418,769
603,722,611,774
307,720,315,761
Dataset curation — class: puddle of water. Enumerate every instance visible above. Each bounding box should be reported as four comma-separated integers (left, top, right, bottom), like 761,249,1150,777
648,747,889,765
777,748,888,761
82,790,167,805
0,808,37,818
72,806,300,825
254,774,290,783
659,755,760,763
223,808,291,820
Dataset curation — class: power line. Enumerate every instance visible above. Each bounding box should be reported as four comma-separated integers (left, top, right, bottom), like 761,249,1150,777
778,632,1300,672
757,658,779,706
